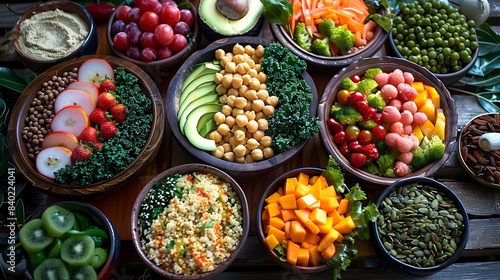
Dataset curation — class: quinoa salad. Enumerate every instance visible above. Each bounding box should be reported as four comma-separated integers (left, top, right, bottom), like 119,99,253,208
138,172,244,275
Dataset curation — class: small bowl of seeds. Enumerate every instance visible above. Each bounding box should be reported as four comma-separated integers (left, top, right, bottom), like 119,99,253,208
458,113,500,188
369,177,469,277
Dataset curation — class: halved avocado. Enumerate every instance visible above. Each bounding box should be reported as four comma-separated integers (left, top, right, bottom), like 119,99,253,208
198,0,264,42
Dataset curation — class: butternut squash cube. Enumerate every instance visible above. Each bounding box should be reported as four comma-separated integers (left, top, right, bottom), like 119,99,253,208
281,209,296,222
420,120,435,140
310,208,327,226
328,209,344,226
279,193,297,210
317,216,334,234
294,182,310,199
297,248,310,267
301,241,316,249
286,241,300,265
266,202,281,218
318,228,340,252
333,215,356,235
290,220,307,243
418,98,436,123
337,198,349,215
321,186,337,198
309,246,323,266
320,243,336,260
297,193,318,209
411,81,425,92
306,200,321,211
269,216,285,230
425,85,440,109
304,231,321,245
320,197,339,212
433,108,446,140
294,209,320,235
412,125,424,142
265,234,280,250
297,172,310,185
285,177,297,195
414,89,428,109
308,178,323,200
268,226,286,244
265,192,281,204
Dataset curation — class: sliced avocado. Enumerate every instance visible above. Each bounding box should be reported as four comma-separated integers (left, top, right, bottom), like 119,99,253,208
183,103,223,151
178,83,218,120
180,73,217,104
197,111,216,133
179,95,220,134
198,0,264,41
181,62,221,92
199,118,217,138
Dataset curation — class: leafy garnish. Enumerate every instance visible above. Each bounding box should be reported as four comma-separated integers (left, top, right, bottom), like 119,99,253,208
197,218,215,230
322,156,347,194
179,246,190,257
260,0,293,26
167,240,175,249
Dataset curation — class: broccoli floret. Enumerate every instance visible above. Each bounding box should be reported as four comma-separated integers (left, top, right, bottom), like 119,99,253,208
330,103,343,115
357,119,377,130
311,37,331,57
293,22,312,52
318,18,336,38
384,167,396,177
365,68,383,79
330,26,355,54
421,135,446,161
410,146,427,171
363,163,380,176
376,154,396,175
356,78,379,95
331,106,362,125
366,92,387,112
339,77,356,91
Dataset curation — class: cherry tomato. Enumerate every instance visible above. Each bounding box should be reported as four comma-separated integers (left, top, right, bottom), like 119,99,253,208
358,130,373,145
337,89,351,106
333,131,346,144
372,124,387,140
350,75,361,83
345,125,360,142
327,118,344,134
362,144,379,159
339,141,351,155
356,101,370,116
348,91,366,105
348,141,362,153
350,153,367,168
373,112,384,124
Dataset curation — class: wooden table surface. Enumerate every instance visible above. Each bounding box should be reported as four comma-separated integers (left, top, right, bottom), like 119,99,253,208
3,0,500,279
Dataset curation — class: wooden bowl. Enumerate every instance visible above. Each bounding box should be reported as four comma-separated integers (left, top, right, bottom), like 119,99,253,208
106,0,201,77
12,1,98,73
369,177,469,276
318,57,458,186
131,163,250,279
23,201,121,280
7,55,164,196
165,36,318,178
256,167,333,274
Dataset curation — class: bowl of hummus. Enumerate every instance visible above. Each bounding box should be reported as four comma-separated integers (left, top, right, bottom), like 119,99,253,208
12,1,98,73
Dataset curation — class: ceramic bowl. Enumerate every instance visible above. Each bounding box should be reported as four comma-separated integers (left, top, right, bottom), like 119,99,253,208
166,36,318,178
7,55,164,196
269,8,389,71
131,163,250,279
457,113,500,188
369,177,469,276
106,0,201,76
318,57,457,186
23,201,120,280
12,1,98,73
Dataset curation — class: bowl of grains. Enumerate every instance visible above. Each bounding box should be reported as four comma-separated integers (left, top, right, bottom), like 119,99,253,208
7,55,164,196
12,0,98,73
369,177,469,276
458,113,500,188
131,163,250,279
165,36,320,178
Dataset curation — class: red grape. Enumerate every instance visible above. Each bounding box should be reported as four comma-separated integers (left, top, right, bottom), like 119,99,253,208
333,131,346,144
348,91,366,105
173,21,190,35
127,24,142,44
140,32,159,49
350,153,367,168
160,4,180,26
180,9,194,27
139,11,160,32
371,124,387,140
157,45,173,60
133,0,142,7
111,20,126,37
141,47,157,62
141,0,161,13
127,7,141,23
154,24,174,46
357,130,373,145
126,44,142,60
125,22,138,33
116,5,131,23
113,32,129,51
350,75,361,83
169,34,187,52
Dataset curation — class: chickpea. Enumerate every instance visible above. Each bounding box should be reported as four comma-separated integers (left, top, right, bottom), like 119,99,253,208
263,147,275,159
233,144,246,158
227,88,238,97
232,43,245,54
242,74,251,85
244,110,256,121
266,96,279,107
263,105,275,116
254,63,261,72
246,120,258,133
251,149,264,161
231,76,243,89
259,83,267,90
245,58,255,69
247,68,258,78
220,56,231,68
238,85,249,96
248,77,260,90
222,142,232,153
223,152,235,162
257,89,269,100
261,136,272,147
244,45,255,56
236,62,250,75
255,45,265,57
231,108,244,117
257,119,268,131
214,112,226,125
226,95,236,107
233,54,245,64
257,72,267,83
222,132,232,143
234,97,247,109
229,135,244,146
212,146,224,158
253,130,265,141
255,111,266,120
252,99,264,112
215,49,225,60
225,61,236,73
219,95,227,104
221,104,232,116
245,154,255,163
225,115,236,127
244,100,253,111
235,156,246,163
235,114,249,127
214,72,224,84
217,123,230,135
209,130,223,142
246,138,259,150
222,74,233,88
216,84,228,95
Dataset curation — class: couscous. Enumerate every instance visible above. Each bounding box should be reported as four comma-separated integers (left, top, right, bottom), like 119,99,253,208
139,171,244,275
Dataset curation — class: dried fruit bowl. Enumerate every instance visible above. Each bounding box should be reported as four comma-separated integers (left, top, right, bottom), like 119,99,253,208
7,55,164,196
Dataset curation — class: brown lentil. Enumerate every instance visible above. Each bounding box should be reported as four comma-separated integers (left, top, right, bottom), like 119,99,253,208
22,68,79,160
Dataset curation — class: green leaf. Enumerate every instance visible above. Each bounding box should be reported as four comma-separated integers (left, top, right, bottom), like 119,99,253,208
460,70,500,87
0,67,28,93
477,40,500,56
260,0,293,26
469,53,500,76
478,22,500,43
16,199,25,227
477,92,500,113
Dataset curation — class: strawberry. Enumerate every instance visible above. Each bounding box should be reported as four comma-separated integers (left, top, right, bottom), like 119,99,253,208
99,79,116,92
100,121,118,140
110,104,127,122
97,92,116,110
71,144,92,164
79,126,98,143
89,141,103,152
89,107,109,124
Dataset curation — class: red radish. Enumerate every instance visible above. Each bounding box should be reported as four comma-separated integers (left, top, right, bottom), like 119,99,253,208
67,81,100,102
51,105,90,137
54,89,96,115
77,58,115,86
35,146,72,179
42,131,79,151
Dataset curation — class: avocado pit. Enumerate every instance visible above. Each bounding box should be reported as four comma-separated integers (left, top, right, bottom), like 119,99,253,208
216,0,249,20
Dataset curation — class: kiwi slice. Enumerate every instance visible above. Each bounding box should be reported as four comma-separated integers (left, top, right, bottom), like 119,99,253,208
69,264,97,280
33,258,69,280
19,219,54,253
89,247,108,269
42,205,76,238
60,235,95,266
